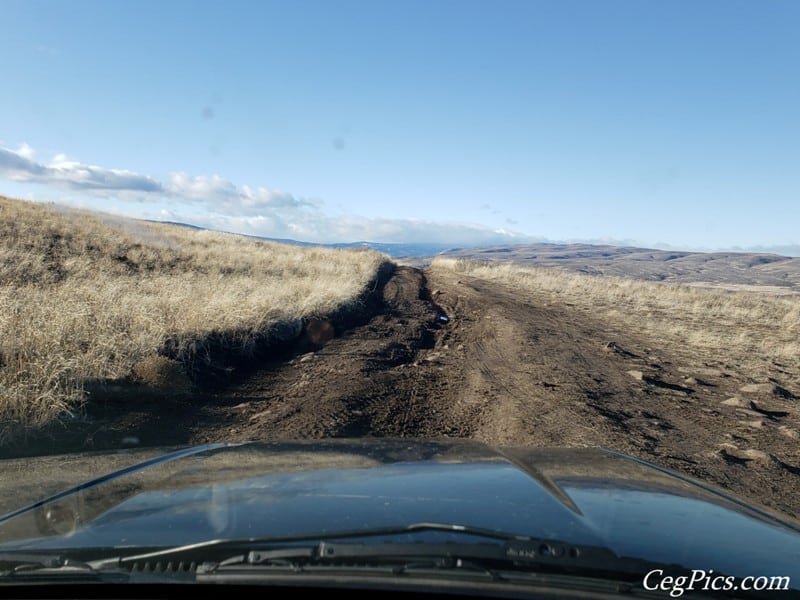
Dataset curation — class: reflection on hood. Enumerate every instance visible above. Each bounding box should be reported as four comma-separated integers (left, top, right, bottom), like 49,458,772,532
1,439,799,581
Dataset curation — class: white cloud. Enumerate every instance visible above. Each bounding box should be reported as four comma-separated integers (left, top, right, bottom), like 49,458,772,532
0,143,531,245
0,147,45,178
166,172,238,202
0,146,163,193
193,212,531,245
16,143,35,160
165,173,317,216
0,145,316,214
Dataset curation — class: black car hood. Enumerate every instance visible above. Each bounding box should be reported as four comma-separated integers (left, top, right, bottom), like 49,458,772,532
1,439,799,581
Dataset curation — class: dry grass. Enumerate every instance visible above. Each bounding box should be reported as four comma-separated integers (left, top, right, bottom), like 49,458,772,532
431,257,800,384
0,196,389,444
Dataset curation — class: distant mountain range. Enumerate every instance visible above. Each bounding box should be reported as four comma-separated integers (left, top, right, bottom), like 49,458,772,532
276,239,461,258
153,221,460,257
153,220,799,259
432,242,800,291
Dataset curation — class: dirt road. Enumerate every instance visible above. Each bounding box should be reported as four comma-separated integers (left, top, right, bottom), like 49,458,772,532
13,266,800,517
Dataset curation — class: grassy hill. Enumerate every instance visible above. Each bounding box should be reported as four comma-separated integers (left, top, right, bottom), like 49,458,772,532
0,196,388,445
430,243,800,292
431,257,800,397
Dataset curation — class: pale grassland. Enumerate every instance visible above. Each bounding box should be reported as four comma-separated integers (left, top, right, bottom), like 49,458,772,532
0,196,388,443
431,257,800,381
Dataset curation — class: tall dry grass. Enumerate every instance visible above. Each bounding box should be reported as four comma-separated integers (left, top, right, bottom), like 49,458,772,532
431,257,800,382
0,196,388,444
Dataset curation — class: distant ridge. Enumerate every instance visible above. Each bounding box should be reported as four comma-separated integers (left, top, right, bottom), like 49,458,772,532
435,243,800,290
148,220,800,286
149,220,459,258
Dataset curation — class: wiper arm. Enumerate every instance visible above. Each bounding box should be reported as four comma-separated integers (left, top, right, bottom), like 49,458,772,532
1,552,67,571
0,552,128,583
1,552,92,573
218,541,506,572
204,540,746,597
223,539,656,578
92,522,520,569
92,521,665,580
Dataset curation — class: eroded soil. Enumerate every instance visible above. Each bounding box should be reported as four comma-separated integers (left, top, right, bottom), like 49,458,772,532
5,266,800,518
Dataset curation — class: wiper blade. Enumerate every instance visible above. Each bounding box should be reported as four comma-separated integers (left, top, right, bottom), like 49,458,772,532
0,552,93,573
1,552,68,571
91,522,665,580
203,541,753,598
0,552,128,583
92,522,520,569
225,539,657,578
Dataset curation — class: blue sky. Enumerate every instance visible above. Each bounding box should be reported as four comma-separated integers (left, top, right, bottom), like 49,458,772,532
1,0,798,251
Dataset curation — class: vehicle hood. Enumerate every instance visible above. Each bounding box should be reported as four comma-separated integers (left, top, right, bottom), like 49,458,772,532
1,439,799,580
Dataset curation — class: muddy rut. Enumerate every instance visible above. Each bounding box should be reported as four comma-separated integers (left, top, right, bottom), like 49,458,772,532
12,266,800,518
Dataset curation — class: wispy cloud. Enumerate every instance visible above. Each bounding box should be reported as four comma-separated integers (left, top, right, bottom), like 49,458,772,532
0,146,162,193
198,213,530,245
165,172,318,215
15,143,35,160
0,143,530,245
0,145,315,213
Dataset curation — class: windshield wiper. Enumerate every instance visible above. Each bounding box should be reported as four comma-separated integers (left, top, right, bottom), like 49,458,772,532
90,522,520,569
210,539,663,580
1,552,92,573
89,522,667,580
0,552,127,583
5,525,753,596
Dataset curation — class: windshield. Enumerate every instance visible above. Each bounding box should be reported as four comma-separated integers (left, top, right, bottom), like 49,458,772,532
1,1,799,597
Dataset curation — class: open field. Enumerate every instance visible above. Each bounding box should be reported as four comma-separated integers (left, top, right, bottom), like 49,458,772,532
430,257,800,393
413,242,800,291
0,196,388,445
